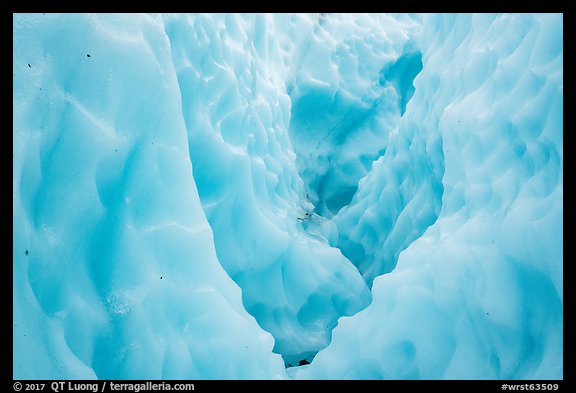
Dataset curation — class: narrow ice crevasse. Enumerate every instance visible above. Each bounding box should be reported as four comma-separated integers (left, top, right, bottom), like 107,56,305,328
161,12,442,368
161,13,373,368
160,11,443,371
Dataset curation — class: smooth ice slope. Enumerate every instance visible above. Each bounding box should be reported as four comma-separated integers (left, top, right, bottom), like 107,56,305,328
13,13,287,379
14,12,562,380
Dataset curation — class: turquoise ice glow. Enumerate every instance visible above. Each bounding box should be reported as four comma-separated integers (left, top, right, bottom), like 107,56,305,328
13,13,562,379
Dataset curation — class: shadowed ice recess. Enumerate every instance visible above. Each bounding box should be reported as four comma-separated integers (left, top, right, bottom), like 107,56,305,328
13,13,562,379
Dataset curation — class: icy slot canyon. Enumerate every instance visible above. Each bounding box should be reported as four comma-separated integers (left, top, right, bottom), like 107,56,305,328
13,13,562,379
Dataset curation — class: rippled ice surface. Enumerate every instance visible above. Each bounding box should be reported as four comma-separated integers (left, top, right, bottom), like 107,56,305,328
13,13,562,379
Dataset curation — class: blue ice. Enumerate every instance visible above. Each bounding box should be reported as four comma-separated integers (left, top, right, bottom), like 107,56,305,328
13,13,562,379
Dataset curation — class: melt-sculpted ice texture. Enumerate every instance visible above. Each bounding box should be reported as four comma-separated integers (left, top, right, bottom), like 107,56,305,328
296,13,563,379
13,12,562,380
13,13,287,379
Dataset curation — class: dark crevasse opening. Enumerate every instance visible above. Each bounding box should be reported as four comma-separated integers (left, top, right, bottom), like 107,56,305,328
286,43,444,293
287,47,423,224
379,50,423,116
287,84,395,220
282,45,429,369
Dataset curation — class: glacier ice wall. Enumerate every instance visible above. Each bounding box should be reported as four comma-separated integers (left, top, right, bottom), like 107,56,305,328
13,13,287,379
296,13,563,379
13,12,562,379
